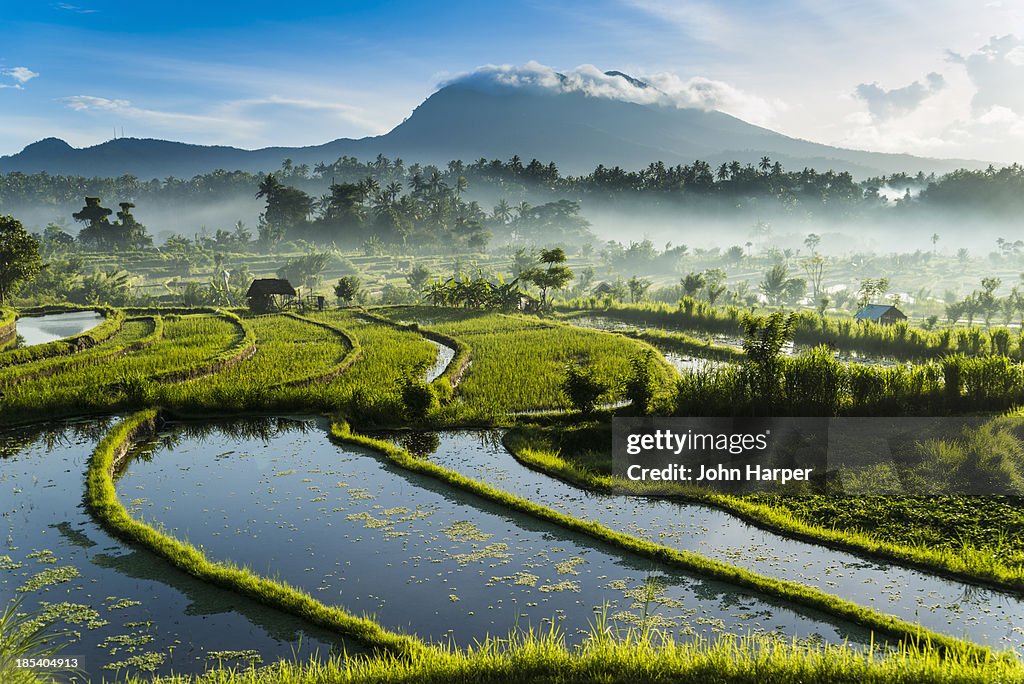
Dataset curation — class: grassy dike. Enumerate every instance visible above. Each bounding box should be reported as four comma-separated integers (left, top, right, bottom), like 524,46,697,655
274,312,361,389
329,420,995,661
136,636,1024,684
85,410,426,659
503,426,1024,595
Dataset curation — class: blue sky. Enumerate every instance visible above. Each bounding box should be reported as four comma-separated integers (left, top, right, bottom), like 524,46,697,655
2,1,1023,162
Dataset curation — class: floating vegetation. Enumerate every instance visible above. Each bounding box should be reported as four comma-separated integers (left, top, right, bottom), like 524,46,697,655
17,565,81,592
0,554,23,570
206,650,263,663
554,557,585,575
538,580,582,593
443,521,493,542
23,601,109,631
103,651,166,673
26,549,58,564
450,543,510,565
106,597,143,611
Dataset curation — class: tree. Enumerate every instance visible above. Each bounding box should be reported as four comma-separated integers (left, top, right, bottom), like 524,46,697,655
740,312,795,410
759,264,790,306
803,233,821,254
856,277,890,308
334,276,362,305
0,215,42,305
681,272,705,298
521,247,573,308
702,268,727,306
405,264,432,295
73,197,114,249
277,252,330,292
801,255,827,302
627,276,651,303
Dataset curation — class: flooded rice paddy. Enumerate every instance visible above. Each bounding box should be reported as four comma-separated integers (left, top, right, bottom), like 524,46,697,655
115,418,878,650
405,431,1024,653
0,420,350,681
14,310,103,347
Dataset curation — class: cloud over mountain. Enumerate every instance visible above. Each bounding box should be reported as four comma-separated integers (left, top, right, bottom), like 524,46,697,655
444,62,783,125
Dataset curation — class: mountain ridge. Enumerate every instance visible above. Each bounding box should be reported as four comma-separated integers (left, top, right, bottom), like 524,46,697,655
0,73,990,179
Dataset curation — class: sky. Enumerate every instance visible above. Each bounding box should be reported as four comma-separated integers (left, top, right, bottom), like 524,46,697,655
1,0,1023,163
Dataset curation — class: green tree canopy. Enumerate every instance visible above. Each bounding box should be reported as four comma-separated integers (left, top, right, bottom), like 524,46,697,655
0,214,42,305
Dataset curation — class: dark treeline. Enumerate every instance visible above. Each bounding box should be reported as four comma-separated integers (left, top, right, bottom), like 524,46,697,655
3,155,1023,223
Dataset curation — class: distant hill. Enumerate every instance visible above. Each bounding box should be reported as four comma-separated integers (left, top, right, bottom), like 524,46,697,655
0,71,988,179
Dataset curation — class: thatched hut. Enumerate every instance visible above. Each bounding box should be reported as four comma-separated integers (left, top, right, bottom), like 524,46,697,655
246,278,296,313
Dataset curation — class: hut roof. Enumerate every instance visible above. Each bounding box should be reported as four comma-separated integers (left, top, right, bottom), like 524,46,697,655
854,304,906,322
246,278,296,297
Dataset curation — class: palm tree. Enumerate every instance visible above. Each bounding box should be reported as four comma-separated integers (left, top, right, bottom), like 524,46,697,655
492,199,512,223
759,156,772,174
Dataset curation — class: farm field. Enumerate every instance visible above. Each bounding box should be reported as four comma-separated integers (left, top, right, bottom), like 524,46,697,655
3,302,1024,684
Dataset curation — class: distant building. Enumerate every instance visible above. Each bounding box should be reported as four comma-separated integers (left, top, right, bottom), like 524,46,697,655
854,304,907,325
246,278,296,312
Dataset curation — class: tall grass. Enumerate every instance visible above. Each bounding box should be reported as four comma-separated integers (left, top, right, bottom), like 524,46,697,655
0,307,15,351
558,300,1017,362
133,631,1023,684
674,346,1024,416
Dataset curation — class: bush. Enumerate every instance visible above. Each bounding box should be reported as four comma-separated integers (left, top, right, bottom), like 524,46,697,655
402,375,439,420
561,362,607,414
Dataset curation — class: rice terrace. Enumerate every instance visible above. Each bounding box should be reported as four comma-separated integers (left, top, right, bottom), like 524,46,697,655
4,3,1024,683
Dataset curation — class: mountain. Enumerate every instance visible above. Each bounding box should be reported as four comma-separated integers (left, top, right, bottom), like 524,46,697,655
0,72,988,179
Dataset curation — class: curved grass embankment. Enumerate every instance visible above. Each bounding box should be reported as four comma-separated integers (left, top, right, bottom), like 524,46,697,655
85,411,425,659
160,313,353,413
152,309,256,384
134,634,1024,684
274,312,361,389
310,310,438,417
0,305,125,369
329,419,996,660
0,316,163,388
503,426,1024,595
358,308,471,390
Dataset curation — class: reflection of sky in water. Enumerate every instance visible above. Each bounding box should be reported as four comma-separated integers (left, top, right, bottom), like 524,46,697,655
0,420,347,681
413,430,1024,652
14,311,102,346
119,419,875,649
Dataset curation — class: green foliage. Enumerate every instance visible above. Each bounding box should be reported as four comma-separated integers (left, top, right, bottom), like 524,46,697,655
624,350,659,414
334,275,362,305
276,252,330,292
0,215,42,306
561,361,607,414
401,373,439,421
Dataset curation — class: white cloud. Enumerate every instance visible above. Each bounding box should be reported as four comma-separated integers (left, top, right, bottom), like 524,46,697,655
0,66,40,90
445,62,785,125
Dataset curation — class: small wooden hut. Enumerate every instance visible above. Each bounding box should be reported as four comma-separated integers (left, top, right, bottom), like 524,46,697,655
246,278,296,313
